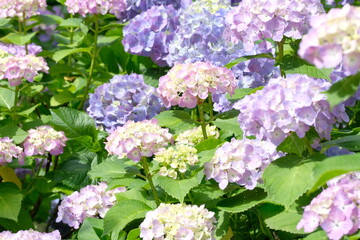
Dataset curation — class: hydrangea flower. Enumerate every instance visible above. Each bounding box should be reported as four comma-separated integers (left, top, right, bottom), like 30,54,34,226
140,203,216,240
0,0,47,20
0,43,42,56
175,125,220,146
234,74,349,145
122,5,180,66
105,119,173,162
23,126,68,156
87,74,165,132
205,138,282,190
0,137,24,165
224,0,324,51
0,229,61,240
157,62,237,108
154,144,198,179
56,182,126,229
297,178,360,240
298,4,360,75
65,0,127,18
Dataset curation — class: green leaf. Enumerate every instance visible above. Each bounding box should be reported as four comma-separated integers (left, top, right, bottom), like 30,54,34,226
143,68,167,88
126,228,140,240
0,18,11,28
225,53,275,69
0,209,34,231
33,14,63,24
195,139,224,152
50,90,76,107
303,231,328,240
97,36,121,48
214,211,231,240
264,208,304,234
217,188,268,213
78,218,103,240
0,183,22,221
276,132,306,156
279,55,332,81
155,110,199,134
59,18,82,27
0,123,27,144
325,72,360,109
52,48,91,62
0,87,15,109
22,85,44,98
89,159,139,180
108,178,147,190
155,172,202,202
49,63,83,76
15,103,41,116
0,32,36,45
103,199,152,235
198,149,216,166
321,135,360,151
213,117,243,137
263,155,316,209
50,107,97,139
116,188,157,209
225,88,253,103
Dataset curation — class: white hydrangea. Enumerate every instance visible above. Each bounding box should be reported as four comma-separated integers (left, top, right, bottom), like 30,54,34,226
176,125,219,146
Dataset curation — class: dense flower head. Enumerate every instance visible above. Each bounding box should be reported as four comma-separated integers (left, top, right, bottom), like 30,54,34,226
0,137,24,165
297,178,360,240
224,0,324,51
298,4,360,75
65,0,127,18
154,144,198,179
56,182,126,229
175,125,220,146
0,0,47,20
140,203,216,240
0,43,42,56
23,126,68,156
204,138,281,190
87,74,165,132
234,74,349,145
122,5,180,66
105,119,173,162
0,229,61,240
157,62,237,108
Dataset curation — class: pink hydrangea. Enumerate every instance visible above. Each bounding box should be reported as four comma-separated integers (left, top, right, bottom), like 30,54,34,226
56,182,126,229
0,137,24,165
65,0,127,18
224,0,324,51
0,0,47,20
105,119,173,162
23,126,68,156
0,229,61,240
157,62,237,108
298,4,360,75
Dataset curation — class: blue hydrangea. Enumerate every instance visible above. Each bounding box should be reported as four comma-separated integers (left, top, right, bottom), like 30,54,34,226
87,74,166,132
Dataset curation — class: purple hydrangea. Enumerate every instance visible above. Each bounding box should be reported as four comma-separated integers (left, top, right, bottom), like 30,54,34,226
0,229,61,240
122,5,180,66
297,178,360,240
0,137,24,165
204,138,282,190
224,0,324,51
0,0,47,20
65,0,127,18
298,4,360,75
0,43,42,56
105,119,173,162
23,126,68,156
87,74,166,132
234,74,349,146
56,182,126,229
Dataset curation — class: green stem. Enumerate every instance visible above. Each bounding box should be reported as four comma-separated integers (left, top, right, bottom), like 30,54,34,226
22,12,28,54
276,38,286,77
67,15,74,67
198,103,208,140
141,157,160,206
78,14,99,110
208,95,214,122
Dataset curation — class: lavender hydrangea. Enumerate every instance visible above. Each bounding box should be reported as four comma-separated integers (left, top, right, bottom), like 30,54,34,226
87,74,165,132
23,126,68,156
234,74,349,145
298,4,360,75
0,43,42,56
224,0,324,51
56,182,126,229
0,0,47,20
140,203,216,240
205,138,282,190
0,137,24,165
0,229,61,240
297,178,360,240
122,5,180,66
105,119,173,162
65,0,127,18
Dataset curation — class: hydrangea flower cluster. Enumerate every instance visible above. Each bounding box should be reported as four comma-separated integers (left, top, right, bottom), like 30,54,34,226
23,126,68,156
234,74,349,145
0,229,61,240
0,43,42,56
204,138,281,190
122,5,180,66
0,0,47,20
298,4,360,75
175,125,220,146
87,74,165,132
65,0,127,18
157,62,237,108
105,119,173,162
0,137,24,165
224,0,324,51
56,182,126,229
140,203,216,240
154,144,198,179
297,178,360,240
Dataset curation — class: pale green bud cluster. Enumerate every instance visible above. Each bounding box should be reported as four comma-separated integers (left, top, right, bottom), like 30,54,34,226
176,125,219,146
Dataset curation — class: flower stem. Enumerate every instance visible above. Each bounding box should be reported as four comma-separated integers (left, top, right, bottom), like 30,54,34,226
276,38,286,77
22,12,28,54
208,95,214,121
141,157,160,206
198,103,208,140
